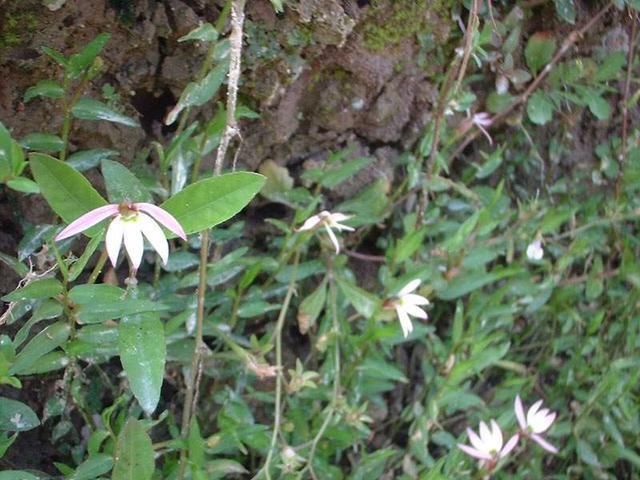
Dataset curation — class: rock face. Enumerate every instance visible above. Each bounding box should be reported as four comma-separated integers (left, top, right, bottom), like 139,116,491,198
0,0,452,196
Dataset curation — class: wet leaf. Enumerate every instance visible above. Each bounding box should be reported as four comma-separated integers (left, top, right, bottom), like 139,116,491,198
19,133,64,153
112,418,155,480
118,313,166,414
0,397,40,432
9,321,70,375
2,278,63,302
101,159,152,203
527,91,554,125
24,80,64,103
72,98,139,127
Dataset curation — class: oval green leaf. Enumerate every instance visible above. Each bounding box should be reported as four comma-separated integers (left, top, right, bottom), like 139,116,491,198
112,418,155,480
0,397,40,432
118,313,166,414
72,98,140,128
2,278,62,302
20,133,64,153
161,172,265,235
9,321,71,375
101,159,152,203
29,153,107,234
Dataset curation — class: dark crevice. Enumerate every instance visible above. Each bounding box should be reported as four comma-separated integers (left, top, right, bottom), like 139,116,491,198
130,87,177,136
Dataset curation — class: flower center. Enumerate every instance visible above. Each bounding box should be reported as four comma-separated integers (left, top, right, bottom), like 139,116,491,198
118,202,139,220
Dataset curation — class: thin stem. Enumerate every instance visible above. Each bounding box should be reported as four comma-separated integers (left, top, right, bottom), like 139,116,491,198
87,249,108,284
300,273,341,480
260,250,300,480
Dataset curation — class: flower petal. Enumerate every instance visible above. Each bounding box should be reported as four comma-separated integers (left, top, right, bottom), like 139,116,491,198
395,306,413,337
333,222,355,232
105,216,124,267
403,303,428,320
298,214,322,231
468,427,486,453
123,219,144,269
328,212,351,223
138,213,169,265
458,444,492,461
527,400,544,425
398,279,421,297
500,434,519,458
136,203,186,240
324,223,341,254
532,412,556,434
515,395,527,430
403,293,430,306
55,204,119,241
531,433,558,454
490,419,503,451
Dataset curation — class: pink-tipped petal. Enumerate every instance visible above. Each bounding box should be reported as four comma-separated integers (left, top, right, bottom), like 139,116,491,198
55,204,118,241
458,444,493,461
105,216,125,267
398,279,421,297
515,395,527,430
531,434,558,454
136,203,186,240
123,221,144,269
138,213,169,265
500,434,519,458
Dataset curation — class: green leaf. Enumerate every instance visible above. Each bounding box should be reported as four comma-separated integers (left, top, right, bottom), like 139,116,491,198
7,177,40,194
118,313,166,414
9,321,70,375
179,23,218,43
69,284,123,304
76,299,169,324
0,122,12,180
24,80,64,103
19,133,64,153
165,60,229,125
68,233,104,281
438,267,524,300
67,148,119,172
2,278,63,302
394,228,426,264
302,157,373,189
336,276,379,318
359,356,408,383
101,160,152,203
0,471,39,480
112,419,155,480
41,46,68,67
554,0,576,23
577,439,601,467
69,453,113,480
16,351,68,375
587,94,611,120
67,33,110,79
208,459,248,478
188,418,205,469
161,172,265,235
297,280,327,334
72,98,139,127
14,299,63,347
525,32,557,75
0,397,40,432
29,153,107,234
594,51,626,82
527,91,554,125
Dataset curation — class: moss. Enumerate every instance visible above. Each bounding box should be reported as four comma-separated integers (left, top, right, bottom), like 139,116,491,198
0,4,39,54
361,0,452,52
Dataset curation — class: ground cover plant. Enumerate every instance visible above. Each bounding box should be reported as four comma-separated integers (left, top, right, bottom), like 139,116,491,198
0,0,639,478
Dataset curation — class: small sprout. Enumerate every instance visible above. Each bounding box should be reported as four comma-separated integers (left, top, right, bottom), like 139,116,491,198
286,359,319,394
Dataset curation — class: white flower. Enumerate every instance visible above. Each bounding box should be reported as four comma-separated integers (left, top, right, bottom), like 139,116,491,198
297,211,354,254
458,420,519,463
55,202,186,270
526,239,544,261
514,395,558,454
392,279,430,338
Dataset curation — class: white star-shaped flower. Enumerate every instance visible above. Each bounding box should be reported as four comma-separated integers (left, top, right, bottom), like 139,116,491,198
56,202,186,270
515,395,558,453
297,211,354,254
392,279,430,338
458,419,519,463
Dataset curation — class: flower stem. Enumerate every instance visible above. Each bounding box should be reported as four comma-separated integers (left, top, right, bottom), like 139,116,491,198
259,250,300,480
